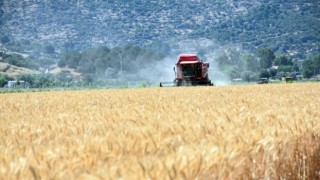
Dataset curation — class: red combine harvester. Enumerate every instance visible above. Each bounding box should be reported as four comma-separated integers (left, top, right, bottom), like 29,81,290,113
160,54,214,87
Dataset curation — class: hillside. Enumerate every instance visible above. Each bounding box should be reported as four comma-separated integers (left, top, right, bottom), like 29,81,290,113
0,62,39,76
1,0,319,57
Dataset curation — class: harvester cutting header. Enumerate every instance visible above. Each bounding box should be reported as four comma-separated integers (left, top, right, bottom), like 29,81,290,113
160,54,214,87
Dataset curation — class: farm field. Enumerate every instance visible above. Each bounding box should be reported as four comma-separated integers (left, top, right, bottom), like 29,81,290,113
0,83,320,179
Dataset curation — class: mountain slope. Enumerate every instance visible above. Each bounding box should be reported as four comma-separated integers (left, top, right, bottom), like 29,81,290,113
0,62,39,76
196,1,320,57
0,0,319,57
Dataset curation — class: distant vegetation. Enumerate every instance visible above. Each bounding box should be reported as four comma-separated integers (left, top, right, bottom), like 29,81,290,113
195,1,320,57
212,47,320,82
1,44,320,88
58,45,165,79
0,1,320,87
302,53,320,78
1,1,319,57
0,45,167,88
0,52,38,69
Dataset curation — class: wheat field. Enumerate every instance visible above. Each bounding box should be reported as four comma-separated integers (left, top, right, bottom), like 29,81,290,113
1,83,320,179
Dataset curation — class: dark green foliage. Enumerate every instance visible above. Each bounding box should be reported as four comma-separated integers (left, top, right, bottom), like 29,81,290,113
215,48,244,71
291,64,299,72
38,58,55,68
13,74,77,88
58,60,66,67
199,2,320,57
0,75,13,87
83,74,94,84
215,51,230,67
215,48,264,80
33,74,55,87
1,53,38,69
61,51,82,67
223,65,241,79
302,53,320,78
241,71,258,82
314,54,320,75
59,45,165,77
278,66,293,73
227,48,244,72
269,68,277,78
258,47,275,69
274,55,293,66
16,74,35,85
241,72,251,82
6,54,23,65
43,44,55,54
0,0,319,75
259,69,270,79
78,63,96,74
0,76,5,87
243,53,259,72
302,60,314,78
1,1,319,56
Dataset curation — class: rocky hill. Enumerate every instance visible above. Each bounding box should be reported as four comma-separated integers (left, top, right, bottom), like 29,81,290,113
1,0,319,57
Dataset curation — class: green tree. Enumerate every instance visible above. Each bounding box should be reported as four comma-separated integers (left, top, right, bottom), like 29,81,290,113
78,63,96,74
223,65,241,79
43,44,55,54
95,57,108,74
259,69,270,79
62,51,82,67
243,53,259,72
225,48,243,71
32,74,55,88
302,60,314,78
241,71,252,82
313,53,320,75
269,68,277,78
58,60,67,67
274,55,293,66
16,74,35,86
278,66,293,73
0,75,8,87
302,53,320,78
258,47,275,69
292,64,299,72
215,51,229,67
83,74,94,85
6,54,24,67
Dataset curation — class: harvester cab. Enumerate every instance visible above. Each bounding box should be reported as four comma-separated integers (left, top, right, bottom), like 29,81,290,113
160,54,214,87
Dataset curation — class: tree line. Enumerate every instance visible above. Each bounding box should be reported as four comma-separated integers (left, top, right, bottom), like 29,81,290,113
214,47,320,82
1,44,320,88
58,45,165,79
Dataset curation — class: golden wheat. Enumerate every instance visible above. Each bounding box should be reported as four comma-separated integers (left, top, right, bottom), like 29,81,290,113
0,83,320,179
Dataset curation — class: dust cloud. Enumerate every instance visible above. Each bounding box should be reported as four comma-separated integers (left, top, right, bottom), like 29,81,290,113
136,38,242,86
